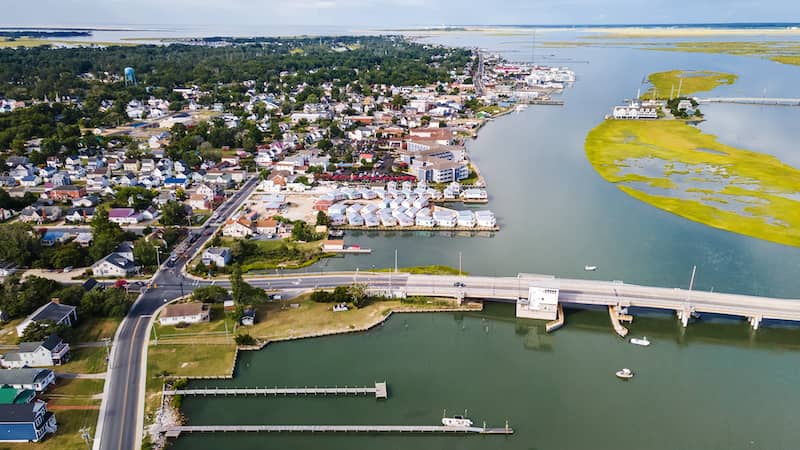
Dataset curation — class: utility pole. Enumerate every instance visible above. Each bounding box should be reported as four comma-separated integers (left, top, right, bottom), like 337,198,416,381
458,251,462,277
677,78,683,98
687,265,696,302
394,248,398,273
154,246,161,267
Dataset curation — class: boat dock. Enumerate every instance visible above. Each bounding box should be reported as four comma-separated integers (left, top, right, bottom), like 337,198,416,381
608,306,631,337
164,382,388,399
164,424,513,438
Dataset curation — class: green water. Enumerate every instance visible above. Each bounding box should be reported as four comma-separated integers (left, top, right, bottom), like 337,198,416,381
173,305,800,450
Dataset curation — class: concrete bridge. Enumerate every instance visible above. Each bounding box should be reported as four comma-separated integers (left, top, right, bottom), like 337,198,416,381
375,273,800,330
694,97,800,106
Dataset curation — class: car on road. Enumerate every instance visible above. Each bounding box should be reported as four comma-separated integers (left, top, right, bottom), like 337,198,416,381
62,266,73,273
453,282,466,287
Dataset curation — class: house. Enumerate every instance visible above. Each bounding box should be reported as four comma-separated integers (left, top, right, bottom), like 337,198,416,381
187,194,211,211
0,369,55,392
255,217,279,235
108,208,141,225
159,303,210,326
19,206,61,224
0,401,57,442
322,240,344,251
163,177,190,189
201,247,231,267
0,387,35,405
222,218,253,238
122,159,140,172
19,175,42,188
240,308,255,326
48,185,86,201
16,301,78,337
1,335,71,368
64,207,95,223
91,252,136,278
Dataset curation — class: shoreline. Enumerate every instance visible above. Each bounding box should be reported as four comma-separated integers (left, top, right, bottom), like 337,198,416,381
174,302,484,381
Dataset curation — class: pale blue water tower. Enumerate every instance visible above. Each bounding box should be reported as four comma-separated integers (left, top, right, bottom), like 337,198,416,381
124,67,136,86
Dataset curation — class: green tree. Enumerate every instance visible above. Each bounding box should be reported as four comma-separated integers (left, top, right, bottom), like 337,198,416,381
160,201,189,226
0,223,41,266
316,211,329,226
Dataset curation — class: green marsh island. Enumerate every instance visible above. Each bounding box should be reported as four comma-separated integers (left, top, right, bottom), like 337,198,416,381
586,71,800,247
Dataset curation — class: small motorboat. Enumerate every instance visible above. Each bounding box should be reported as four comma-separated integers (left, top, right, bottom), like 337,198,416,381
630,336,651,346
584,265,597,271
616,368,634,379
442,415,474,428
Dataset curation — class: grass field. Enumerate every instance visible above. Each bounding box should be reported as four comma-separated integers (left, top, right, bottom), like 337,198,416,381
374,265,464,275
58,347,108,374
585,119,800,247
644,70,737,98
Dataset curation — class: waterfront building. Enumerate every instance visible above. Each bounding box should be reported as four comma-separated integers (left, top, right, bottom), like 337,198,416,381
517,285,559,320
159,303,210,326
0,401,57,442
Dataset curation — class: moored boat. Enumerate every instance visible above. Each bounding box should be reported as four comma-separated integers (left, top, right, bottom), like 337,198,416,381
584,265,597,271
630,336,650,346
442,415,474,427
616,368,634,379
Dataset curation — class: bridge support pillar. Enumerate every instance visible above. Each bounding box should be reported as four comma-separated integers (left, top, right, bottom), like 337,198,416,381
748,316,762,330
676,309,690,328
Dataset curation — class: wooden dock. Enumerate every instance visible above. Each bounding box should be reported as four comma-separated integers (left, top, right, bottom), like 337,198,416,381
545,303,565,333
608,306,629,337
163,382,389,399
164,424,513,437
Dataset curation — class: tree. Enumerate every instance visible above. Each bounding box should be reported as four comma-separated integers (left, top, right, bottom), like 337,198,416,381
230,266,244,305
89,207,126,262
19,320,72,343
0,223,41,267
234,334,255,345
160,201,189,226
316,211,329,226
192,286,230,303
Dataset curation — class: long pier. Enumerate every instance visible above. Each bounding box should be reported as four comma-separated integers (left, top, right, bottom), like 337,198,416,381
164,424,513,438
695,97,800,106
164,382,388,399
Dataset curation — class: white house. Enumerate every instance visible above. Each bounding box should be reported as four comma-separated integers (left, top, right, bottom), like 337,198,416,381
159,303,210,326
201,247,231,267
1,335,70,368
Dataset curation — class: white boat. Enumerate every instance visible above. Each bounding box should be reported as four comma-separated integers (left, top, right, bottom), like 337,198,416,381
616,368,634,379
630,336,650,346
442,415,474,428
584,265,597,271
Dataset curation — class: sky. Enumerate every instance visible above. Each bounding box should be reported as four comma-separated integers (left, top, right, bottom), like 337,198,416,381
2,0,800,28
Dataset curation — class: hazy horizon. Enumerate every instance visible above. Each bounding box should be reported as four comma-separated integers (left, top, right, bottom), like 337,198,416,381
3,0,800,29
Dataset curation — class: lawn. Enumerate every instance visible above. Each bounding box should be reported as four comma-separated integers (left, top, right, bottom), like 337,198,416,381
644,70,737,98
58,347,108,374
144,343,237,416
243,295,473,341
375,265,464,276
70,317,121,343
585,119,800,247
214,238,333,273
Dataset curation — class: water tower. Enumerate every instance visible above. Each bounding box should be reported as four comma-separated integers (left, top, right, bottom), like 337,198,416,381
124,67,136,86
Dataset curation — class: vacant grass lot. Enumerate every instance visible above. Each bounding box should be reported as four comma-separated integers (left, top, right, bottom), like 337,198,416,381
585,119,800,247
